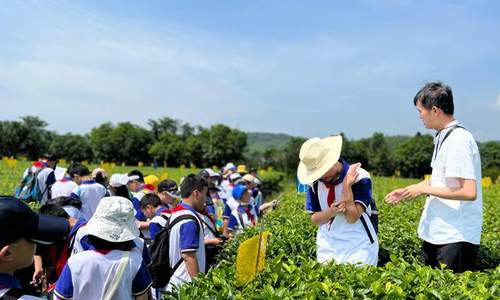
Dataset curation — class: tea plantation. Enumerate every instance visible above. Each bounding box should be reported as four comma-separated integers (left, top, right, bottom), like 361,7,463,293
171,178,499,299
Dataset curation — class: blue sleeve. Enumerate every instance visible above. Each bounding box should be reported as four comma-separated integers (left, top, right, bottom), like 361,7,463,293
351,177,372,210
133,198,147,221
132,261,152,296
228,215,238,231
222,204,232,219
54,263,73,299
70,187,80,200
305,188,321,213
149,222,162,241
179,221,199,252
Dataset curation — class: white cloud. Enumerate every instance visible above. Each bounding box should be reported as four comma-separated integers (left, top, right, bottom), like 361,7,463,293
496,94,500,109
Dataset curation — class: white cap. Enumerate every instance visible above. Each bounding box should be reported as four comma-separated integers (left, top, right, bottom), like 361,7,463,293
84,196,139,242
242,174,256,183
204,168,220,178
225,162,236,171
109,173,131,187
229,172,242,182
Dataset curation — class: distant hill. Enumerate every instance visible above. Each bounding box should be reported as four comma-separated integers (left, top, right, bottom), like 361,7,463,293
246,132,295,153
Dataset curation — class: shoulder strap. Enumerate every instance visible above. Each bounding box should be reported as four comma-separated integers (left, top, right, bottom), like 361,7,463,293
103,251,130,300
236,210,246,229
434,125,465,161
199,217,220,238
360,214,375,244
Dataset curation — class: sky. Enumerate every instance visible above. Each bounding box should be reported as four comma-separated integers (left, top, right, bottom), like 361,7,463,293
0,0,499,141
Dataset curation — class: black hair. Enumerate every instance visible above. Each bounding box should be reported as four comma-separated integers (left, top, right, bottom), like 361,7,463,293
68,163,90,178
180,174,208,199
413,81,454,115
94,171,107,186
140,193,161,209
128,170,144,183
111,185,130,200
87,235,135,251
47,196,82,210
39,204,70,219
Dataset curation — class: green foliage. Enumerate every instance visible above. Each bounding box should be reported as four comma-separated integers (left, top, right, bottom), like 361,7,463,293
393,133,434,178
479,141,500,179
49,133,93,162
170,179,500,299
0,116,52,160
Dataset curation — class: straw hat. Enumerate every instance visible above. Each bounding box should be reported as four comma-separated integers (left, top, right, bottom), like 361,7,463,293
297,135,343,184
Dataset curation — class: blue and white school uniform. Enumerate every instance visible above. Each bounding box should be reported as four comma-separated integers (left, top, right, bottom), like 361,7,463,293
54,247,152,300
306,160,378,266
165,203,205,292
148,208,171,241
71,180,107,220
224,202,259,233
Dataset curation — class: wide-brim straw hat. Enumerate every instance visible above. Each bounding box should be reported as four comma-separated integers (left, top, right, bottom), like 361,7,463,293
297,135,342,185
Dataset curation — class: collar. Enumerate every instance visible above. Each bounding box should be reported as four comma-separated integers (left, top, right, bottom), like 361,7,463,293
80,179,96,185
155,207,164,216
0,273,21,289
69,218,87,237
321,159,349,186
60,176,73,182
172,202,196,213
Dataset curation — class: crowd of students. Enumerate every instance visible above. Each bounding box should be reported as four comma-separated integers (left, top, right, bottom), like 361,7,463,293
1,161,277,299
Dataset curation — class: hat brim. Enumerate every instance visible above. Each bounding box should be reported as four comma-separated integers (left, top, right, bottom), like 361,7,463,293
166,191,180,199
29,214,69,245
297,135,342,185
84,217,139,243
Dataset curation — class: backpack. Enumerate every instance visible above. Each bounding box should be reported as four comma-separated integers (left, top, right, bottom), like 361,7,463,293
15,167,46,202
147,213,201,289
311,181,379,242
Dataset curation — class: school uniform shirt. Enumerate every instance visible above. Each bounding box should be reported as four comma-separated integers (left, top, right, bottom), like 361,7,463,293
70,180,107,220
132,190,152,239
225,203,259,232
418,120,483,245
37,167,56,204
51,177,78,199
197,211,218,240
149,208,171,241
166,203,205,292
306,159,378,266
0,273,44,300
54,248,152,300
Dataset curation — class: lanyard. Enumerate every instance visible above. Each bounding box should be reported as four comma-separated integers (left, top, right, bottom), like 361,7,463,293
433,124,464,161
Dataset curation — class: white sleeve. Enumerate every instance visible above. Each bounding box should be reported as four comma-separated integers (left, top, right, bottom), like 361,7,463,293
445,135,477,180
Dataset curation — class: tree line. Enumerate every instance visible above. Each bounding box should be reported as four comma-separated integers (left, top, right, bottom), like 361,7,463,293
1,116,498,179
247,132,500,179
0,116,247,168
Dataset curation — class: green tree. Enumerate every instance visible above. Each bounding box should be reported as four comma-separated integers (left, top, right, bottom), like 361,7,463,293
49,133,93,162
393,133,434,178
479,141,500,178
367,132,395,176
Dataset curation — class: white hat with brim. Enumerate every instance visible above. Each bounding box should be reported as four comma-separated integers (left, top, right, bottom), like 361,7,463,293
84,196,139,243
297,135,343,185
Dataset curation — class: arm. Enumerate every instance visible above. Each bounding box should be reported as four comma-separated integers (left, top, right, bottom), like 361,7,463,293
135,291,152,300
181,251,199,279
342,181,365,224
222,218,230,238
412,178,477,201
310,202,344,225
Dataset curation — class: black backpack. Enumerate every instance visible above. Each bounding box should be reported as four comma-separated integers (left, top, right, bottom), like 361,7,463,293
147,213,201,289
311,181,379,243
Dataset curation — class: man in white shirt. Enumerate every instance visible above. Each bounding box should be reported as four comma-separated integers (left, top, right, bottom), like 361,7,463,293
386,81,482,272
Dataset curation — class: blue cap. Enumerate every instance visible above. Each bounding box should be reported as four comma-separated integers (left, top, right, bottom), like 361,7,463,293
232,184,248,200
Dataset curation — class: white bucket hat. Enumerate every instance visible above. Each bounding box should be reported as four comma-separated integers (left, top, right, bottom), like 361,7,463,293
109,173,131,188
297,135,343,185
85,196,139,242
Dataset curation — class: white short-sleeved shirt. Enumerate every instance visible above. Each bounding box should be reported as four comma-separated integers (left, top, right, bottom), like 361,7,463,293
37,168,56,204
71,180,107,220
51,178,78,199
418,121,483,245
0,289,43,300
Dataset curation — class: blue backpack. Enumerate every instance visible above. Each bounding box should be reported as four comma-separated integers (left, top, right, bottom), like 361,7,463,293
15,167,46,202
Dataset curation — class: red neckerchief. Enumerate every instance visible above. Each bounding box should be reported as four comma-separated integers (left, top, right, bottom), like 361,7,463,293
322,181,336,230
242,205,256,226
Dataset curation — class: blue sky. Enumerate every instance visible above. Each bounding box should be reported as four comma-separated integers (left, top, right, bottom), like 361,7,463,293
0,0,499,141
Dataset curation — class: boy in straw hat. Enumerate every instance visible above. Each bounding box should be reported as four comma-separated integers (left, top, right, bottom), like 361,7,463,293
297,135,378,266
53,196,152,300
